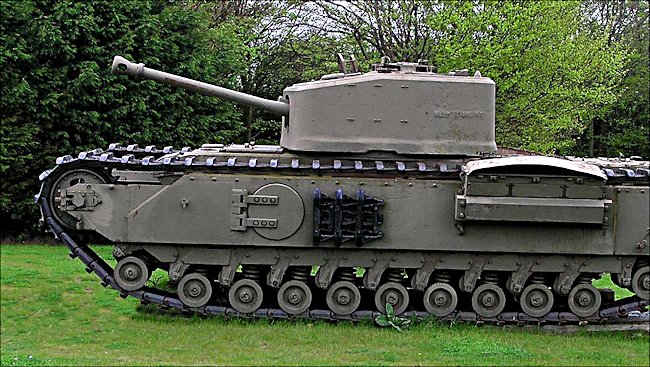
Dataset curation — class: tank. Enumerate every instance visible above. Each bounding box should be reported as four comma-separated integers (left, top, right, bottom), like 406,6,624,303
36,55,649,323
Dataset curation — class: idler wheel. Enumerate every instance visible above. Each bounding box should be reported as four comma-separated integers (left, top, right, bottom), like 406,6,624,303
277,280,312,315
49,168,108,230
423,283,458,317
374,282,409,315
567,284,601,317
177,273,213,308
471,283,506,318
229,279,264,313
631,266,649,300
114,256,149,291
519,284,554,318
326,281,361,315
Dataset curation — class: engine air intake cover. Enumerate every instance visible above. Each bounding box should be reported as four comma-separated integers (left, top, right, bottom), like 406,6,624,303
455,156,610,225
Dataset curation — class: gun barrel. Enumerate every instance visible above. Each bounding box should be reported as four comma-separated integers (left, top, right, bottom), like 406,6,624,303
111,56,289,116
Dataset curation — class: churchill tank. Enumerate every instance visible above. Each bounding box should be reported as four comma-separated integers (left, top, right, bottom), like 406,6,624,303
37,55,649,324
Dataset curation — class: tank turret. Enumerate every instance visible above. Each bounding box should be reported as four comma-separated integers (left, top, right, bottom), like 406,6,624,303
112,55,497,156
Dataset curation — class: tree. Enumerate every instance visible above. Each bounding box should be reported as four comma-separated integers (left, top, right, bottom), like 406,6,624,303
309,0,434,62
0,0,248,234
578,0,649,158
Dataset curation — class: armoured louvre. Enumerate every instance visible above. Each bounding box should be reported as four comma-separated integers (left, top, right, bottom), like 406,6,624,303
37,55,649,322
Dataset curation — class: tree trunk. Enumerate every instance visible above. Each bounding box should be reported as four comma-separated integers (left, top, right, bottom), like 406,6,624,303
245,105,254,142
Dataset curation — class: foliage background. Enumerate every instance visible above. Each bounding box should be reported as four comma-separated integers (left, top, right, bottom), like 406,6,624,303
1,0,648,236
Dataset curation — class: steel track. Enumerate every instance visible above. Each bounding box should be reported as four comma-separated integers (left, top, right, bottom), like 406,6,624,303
37,144,650,331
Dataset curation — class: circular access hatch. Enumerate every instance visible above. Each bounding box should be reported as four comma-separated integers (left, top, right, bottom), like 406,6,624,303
248,183,304,240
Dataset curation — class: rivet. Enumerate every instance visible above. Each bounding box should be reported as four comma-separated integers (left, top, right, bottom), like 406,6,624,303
190,177,195,180
235,178,239,182
432,183,437,187
408,182,413,187
384,182,389,186
336,181,340,185
212,177,217,181
360,181,365,185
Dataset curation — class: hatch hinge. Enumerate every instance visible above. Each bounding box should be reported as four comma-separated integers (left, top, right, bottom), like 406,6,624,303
230,189,279,231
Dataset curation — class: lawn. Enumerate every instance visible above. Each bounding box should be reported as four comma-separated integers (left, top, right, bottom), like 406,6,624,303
1,244,648,366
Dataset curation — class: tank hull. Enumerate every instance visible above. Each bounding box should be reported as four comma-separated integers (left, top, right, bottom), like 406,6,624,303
63,163,646,257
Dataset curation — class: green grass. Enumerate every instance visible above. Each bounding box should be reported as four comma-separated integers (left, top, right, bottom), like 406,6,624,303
593,273,635,300
1,244,648,366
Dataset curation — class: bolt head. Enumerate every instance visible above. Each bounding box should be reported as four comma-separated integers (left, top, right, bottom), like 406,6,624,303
239,289,252,303
337,291,351,305
482,294,495,307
